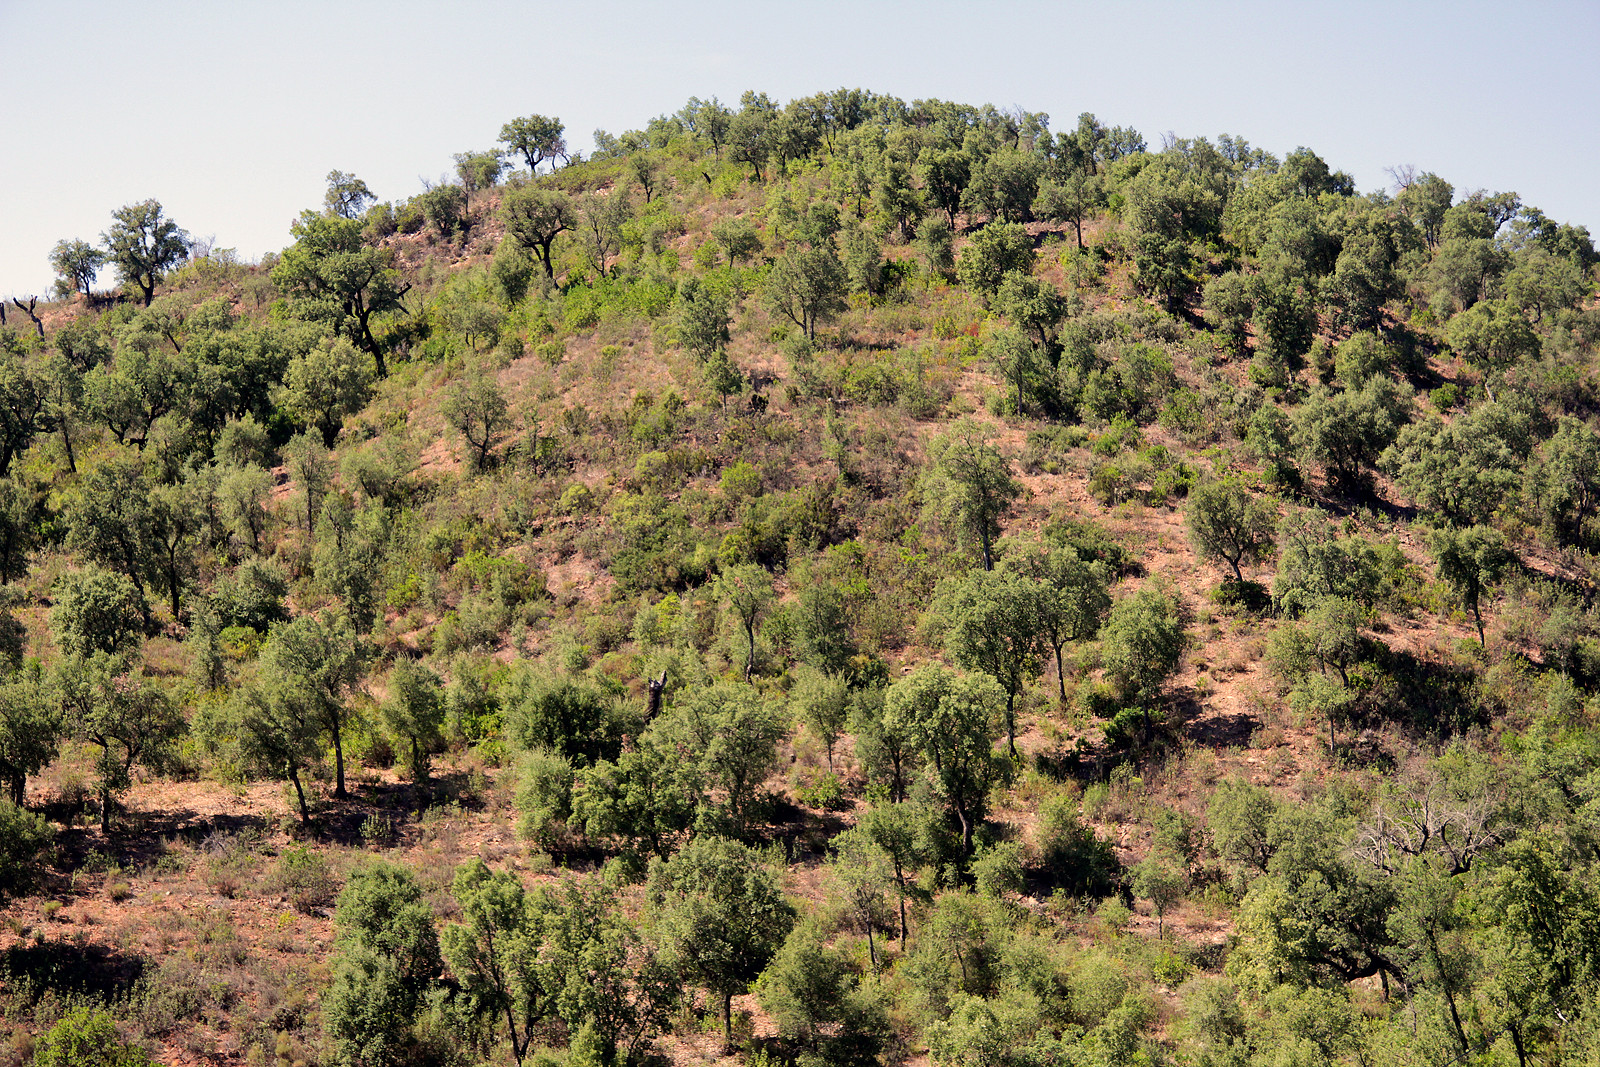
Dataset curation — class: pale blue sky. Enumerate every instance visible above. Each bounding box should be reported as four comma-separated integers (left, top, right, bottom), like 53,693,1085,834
3,0,1596,298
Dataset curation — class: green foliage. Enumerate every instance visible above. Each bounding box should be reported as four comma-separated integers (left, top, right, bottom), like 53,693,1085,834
50,566,145,657
922,420,1024,571
380,659,445,783
32,1006,152,1067
1034,792,1119,897
0,798,54,900
102,199,189,306
325,861,442,1066
766,244,848,341
940,568,1047,758
1431,524,1515,644
500,668,625,767
441,362,509,470
279,337,374,448
1185,475,1277,583
50,238,106,298
886,664,1005,853
1100,585,1185,704
514,748,575,846
1291,378,1410,490
648,835,795,1048
758,920,885,1063
956,222,1034,299
272,210,407,375
256,612,363,799
653,682,785,829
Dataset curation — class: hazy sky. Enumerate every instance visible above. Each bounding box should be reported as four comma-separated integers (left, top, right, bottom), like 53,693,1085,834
3,0,1596,298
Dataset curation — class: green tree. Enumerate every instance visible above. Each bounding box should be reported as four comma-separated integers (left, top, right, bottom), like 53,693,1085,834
324,170,376,219
993,272,1066,351
272,211,408,376
827,830,898,969
647,835,795,1049
499,114,566,173
50,238,105,299
1431,525,1514,645
226,675,323,823
1291,379,1410,491
940,568,1045,759
1534,416,1600,544
499,669,624,767
1380,410,1519,527
1446,299,1540,390
0,672,56,806
849,686,922,803
56,652,182,833
283,431,333,534
279,337,375,449
50,566,145,658
888,664,1004,854
922,420,1024,571
1101,585,1185,705
955,221,1034,299
792,580,856,674
1273,516,1389,617
324,860,443,1067
758,920,885,1062
855,799,940,942
1003,539,1111,700
673,277,731,362
916,146,972,229
313,492,388,634
0,797,53,901
710,216,762,263
1185,475,1277,583
102,199,189,306
716,563,773,684
380,659,445,784
1035,168,1102,249
571,740,698,859
765,245,848,342
1131,847,1188,937
576,190,630,278
258,613,363,798
501,185,575,278
789,666,849,772
440,858,551,1065
654,682,785,828
441,363,509,471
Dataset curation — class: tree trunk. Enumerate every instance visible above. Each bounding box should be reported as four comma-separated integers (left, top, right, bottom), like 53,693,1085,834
1054,643,1067,701
289,768,310,824
60,423,76,473
331,716,347,799
865,919,877,970
722,990,734,1051
1005,691,1018,760
744,621,756,683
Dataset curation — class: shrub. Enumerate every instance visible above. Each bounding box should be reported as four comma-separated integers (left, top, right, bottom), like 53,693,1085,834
270,846,339,915
514,749,574,847
1034,793,1120,897
33,1006,152,1067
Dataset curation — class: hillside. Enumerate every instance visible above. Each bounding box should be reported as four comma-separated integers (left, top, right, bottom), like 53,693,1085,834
3,90,1600,1067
